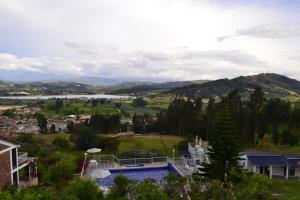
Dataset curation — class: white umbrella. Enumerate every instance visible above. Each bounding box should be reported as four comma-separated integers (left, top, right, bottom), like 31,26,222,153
91,169,111,179
87,148,102,153
86,148,102,159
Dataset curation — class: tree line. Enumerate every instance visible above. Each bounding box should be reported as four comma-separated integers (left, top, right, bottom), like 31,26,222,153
133,87,300,147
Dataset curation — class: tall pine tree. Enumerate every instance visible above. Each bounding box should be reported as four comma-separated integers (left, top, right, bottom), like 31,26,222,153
202,108,241,183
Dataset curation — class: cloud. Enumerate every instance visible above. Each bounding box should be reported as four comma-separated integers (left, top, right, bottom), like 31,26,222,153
64,41,99,55
0,1,300,81
0,49,272,81
218,23,300,41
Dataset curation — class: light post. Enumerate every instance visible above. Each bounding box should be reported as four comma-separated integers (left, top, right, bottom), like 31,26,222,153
172,149,175,163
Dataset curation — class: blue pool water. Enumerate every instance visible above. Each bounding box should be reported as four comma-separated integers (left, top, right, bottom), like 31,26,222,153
96,165,180,186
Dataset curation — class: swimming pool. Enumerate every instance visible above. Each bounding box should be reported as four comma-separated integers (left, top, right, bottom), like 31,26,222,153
96,165,181,186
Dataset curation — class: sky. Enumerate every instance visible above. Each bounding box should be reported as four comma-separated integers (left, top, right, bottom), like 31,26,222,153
0,0,300,82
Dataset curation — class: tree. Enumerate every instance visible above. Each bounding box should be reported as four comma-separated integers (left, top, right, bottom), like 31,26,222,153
132,179,168,200
115,102,122,109
55,99,64,113
202,109,241,184
36,113,48,133
132,97,148,107
249,87,264,145
50,124,56,133
281,129,299,147
67,121,75,133
108,174,131,198
49,159,76,188
74,127,97,150
163,173,186,199
66,178,104,200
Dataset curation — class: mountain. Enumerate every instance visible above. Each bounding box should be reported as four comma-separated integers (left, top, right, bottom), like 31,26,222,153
165,73,300,99
107,80,208,95
0,81,104,96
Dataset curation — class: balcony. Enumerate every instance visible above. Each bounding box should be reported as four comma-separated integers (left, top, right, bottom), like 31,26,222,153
18,152,29,166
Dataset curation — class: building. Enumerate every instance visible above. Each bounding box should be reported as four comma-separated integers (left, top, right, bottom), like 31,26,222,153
188,136,208,166
0,136,38,189
240,151,300,179
187,137,300,179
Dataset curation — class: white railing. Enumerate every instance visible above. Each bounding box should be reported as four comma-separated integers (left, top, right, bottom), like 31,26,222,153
85,154,169,168
188,143,196,157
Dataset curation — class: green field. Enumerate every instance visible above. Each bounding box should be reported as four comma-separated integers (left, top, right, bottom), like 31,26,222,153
117,135,184,156
32,134,184,158
270,179,300,200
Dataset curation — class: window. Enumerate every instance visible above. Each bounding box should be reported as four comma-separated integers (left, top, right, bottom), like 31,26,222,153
289,168,295,176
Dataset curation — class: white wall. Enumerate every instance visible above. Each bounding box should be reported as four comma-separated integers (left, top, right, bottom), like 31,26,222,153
271,166,285,176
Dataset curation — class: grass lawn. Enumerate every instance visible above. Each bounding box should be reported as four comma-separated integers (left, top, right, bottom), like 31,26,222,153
117,135,184,156
255,144,300,154
32,134,184,158
270,179,300,200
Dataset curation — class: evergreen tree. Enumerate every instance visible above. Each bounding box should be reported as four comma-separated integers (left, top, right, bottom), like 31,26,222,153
54,99,64,113
202,109,241,184
36,113,48,133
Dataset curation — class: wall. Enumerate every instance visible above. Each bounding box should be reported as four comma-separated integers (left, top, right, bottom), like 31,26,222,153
272,166,285,176
0,150,11,188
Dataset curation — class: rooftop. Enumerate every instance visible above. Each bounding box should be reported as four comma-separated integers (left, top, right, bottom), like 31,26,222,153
243,151,300,167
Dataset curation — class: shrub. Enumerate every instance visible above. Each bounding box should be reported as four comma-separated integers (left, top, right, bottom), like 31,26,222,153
66,178,104,200
52,137,70,149
74,127,97,150
96,136,120,153
49,159,76,188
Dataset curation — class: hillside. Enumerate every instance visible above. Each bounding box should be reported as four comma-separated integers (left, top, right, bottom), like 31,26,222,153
165,73,300,99
107,80,208,95
0,81,105,96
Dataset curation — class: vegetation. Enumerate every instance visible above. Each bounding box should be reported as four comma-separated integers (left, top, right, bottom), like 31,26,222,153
202,109,241,183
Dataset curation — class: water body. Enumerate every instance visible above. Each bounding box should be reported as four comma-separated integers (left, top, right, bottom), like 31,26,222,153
0,94,134,100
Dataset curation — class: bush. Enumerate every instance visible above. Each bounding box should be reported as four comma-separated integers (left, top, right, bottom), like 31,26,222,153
118,148,163,158
52,137,70,149
66,178,104,200
281,129,299,146
74,127,97,150
96,136,120,153
132,179,167,200
49,159,76,188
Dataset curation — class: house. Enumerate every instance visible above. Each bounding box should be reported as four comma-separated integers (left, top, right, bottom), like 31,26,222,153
0,136,38,189
187,137,300,179
240,151,300,179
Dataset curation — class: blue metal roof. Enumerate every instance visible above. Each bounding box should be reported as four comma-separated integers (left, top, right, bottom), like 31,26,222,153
286,158,300,167
248,156,288,166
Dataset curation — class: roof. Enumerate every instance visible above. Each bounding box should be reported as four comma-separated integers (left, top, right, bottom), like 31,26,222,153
243,151,300,167
0,136,20,146
248,156,288,166
0,143,9,151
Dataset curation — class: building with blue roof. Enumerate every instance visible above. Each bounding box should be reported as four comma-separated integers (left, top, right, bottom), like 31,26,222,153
240,151,300,179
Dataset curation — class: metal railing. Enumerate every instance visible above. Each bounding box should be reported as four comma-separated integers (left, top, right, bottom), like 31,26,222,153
85,154,169,168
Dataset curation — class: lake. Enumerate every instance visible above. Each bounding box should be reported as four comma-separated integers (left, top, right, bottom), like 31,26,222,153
0,94,134,100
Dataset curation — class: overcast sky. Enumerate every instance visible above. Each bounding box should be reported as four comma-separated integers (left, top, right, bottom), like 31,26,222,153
0,0,300,82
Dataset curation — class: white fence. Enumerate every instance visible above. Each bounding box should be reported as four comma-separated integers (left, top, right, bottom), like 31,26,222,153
86,154,169,168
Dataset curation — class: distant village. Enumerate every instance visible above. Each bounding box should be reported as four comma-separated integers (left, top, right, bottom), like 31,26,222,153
0,105,92,136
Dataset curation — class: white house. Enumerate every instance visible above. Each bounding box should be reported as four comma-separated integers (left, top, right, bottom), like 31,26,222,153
240,151,300,179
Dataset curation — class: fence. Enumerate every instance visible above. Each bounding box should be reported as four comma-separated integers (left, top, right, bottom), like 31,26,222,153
85,154,169,168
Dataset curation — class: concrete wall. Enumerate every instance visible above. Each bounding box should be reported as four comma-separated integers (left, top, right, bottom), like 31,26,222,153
0,151,11,188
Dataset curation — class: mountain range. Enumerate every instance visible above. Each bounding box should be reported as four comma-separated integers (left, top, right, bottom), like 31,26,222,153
165,73,300,99
0,73,300,98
